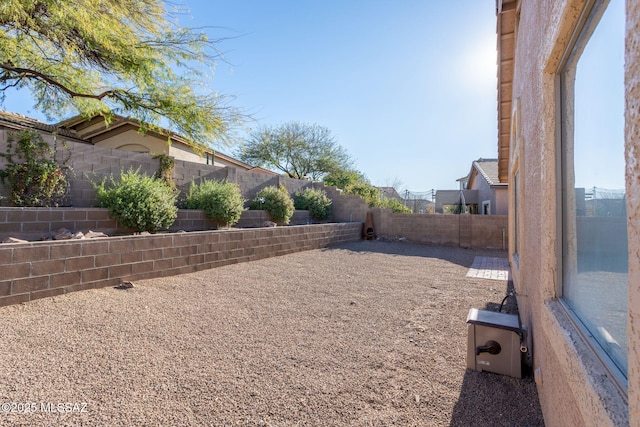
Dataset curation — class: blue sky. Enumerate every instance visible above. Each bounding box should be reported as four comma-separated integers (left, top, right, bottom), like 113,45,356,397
574,0,624,191
2,1,499,193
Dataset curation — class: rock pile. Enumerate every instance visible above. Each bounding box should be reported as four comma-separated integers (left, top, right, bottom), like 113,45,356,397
1,228,109,244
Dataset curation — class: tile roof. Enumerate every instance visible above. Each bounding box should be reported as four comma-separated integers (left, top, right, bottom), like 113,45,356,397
0,110,80,139
473,158,506,186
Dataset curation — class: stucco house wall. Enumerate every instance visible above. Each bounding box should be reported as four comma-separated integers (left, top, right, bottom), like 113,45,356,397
438,159,507,215
91,127,170,153
92,127,246,168
504,0,634,425
57,114,256,170
469,171,493,212
494,187,508,216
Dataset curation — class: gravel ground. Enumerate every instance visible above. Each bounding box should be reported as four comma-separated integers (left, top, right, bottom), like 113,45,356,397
0,240,544,426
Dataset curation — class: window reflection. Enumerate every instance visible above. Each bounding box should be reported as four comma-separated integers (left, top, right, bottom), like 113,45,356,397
562,0,627,377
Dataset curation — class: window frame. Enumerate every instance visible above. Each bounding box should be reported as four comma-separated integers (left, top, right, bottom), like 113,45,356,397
556,0,628,395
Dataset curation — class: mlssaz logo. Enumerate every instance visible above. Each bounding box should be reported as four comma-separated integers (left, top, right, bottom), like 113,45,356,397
41,402,88,413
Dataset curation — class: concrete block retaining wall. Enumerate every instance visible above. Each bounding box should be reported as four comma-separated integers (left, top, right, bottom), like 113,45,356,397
0,134,371,224
0,222,362,307
0,207,315,242
370,208,508,250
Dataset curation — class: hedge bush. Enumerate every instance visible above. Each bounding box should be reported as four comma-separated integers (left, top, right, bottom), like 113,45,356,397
95,168,178,233
185,179,245,228
345,182,382,207
381,198,412,214
294,187,332,220
250,185,295,224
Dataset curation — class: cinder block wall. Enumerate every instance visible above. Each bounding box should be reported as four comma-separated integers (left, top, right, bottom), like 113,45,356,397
0,131,370,224
0,208,314,242
0,222,362,307
313,183,369,223
370,208,507,250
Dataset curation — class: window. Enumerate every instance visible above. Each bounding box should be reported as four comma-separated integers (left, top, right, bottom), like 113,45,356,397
560,0,627,381
482,201,491,215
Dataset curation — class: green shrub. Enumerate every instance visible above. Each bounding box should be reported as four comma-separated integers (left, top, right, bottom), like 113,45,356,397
250,185,294,224
0,130,71,207
381,198,412,214
95,168,178,233
322,169,366,190
294,187,332,220
345,182,382,207
185,179,245,228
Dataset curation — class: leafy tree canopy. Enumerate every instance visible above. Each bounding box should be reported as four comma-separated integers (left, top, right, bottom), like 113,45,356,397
345,181,381,208
237,121,353,180
323,168,368,190
0,0,240,146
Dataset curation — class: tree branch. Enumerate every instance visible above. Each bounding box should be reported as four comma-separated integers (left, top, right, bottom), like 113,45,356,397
0,63,119,100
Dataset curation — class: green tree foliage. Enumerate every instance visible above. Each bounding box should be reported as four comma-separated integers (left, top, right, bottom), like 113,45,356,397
345,182,382,207
0,0,239,145
250,185,294,224
0,130,70,206
95,168,178,233
381,197,412,214
185,179,245,228
238,122,353,180
294,187,332,220
322,169,368,190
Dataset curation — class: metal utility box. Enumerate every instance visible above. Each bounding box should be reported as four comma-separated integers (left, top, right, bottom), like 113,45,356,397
466,308,523,378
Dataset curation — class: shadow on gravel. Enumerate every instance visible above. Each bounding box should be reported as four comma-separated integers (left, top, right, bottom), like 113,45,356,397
451,275,544,425
322,239,545,426
322,239,509,269
450,369,545,427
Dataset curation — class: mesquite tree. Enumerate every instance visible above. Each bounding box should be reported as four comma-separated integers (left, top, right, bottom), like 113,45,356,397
0,0,240,146
238,122,353,180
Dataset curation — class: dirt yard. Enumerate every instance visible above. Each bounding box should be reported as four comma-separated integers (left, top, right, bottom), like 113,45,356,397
0,240,544,426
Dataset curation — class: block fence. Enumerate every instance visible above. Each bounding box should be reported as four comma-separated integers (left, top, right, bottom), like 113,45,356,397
370,208,508,250
0,207,315,242
0,132,370,224
0,222,362,308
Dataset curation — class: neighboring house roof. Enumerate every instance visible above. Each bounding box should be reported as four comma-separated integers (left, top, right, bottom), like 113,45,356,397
57,114,261,171
468,158,508,188
58,114,198,147
0,110,81,140
248,166,278,176
0,110,265,173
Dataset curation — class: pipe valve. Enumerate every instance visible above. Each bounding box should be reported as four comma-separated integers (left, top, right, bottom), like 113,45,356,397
476,340,502,356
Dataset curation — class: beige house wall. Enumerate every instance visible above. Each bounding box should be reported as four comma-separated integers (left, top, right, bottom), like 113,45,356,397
92,128,240,166
94,128,169,155
508,0,633,425
494,188,508,215
62,116,248,169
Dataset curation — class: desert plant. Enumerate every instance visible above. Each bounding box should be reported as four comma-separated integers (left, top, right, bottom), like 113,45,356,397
185,179,245,228
0,130,71,207
250,185,294,224
381,198,412,214
294,187,332,220
345,182,382,207
95,168,178,233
